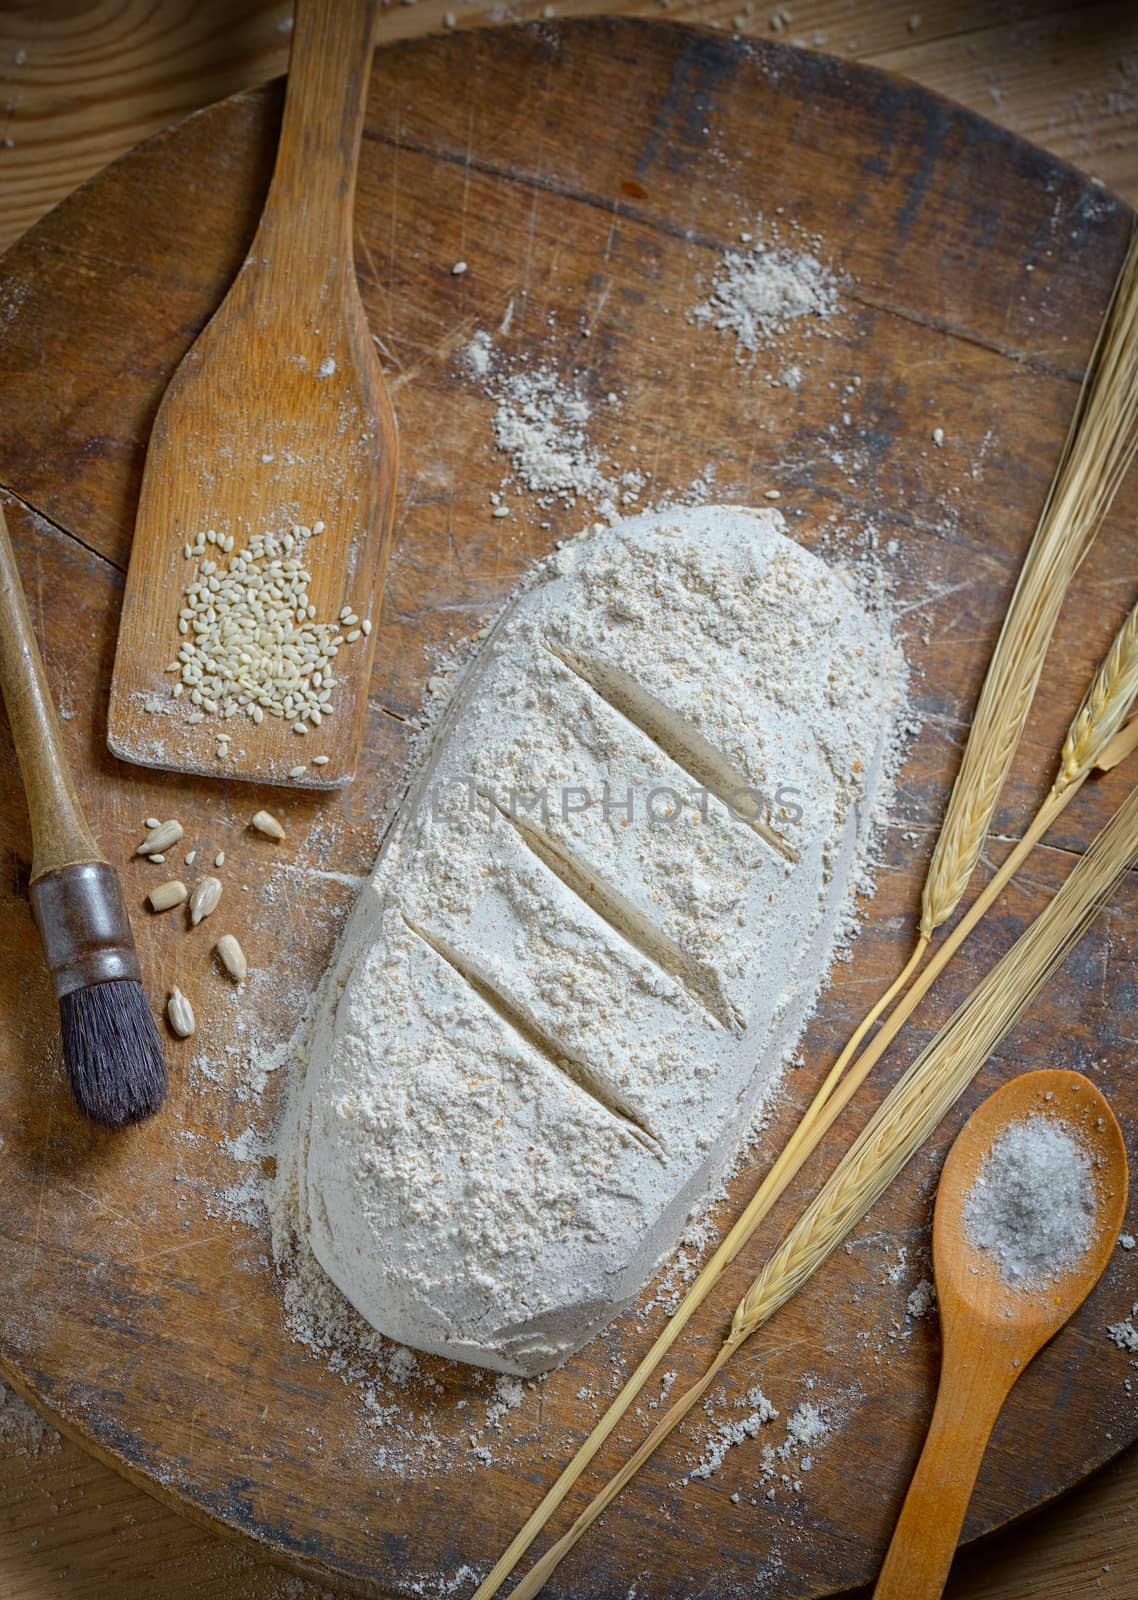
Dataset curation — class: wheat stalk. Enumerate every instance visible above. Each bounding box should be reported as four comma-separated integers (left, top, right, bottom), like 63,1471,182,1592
503,782,1138,1600
472,583,1138,1600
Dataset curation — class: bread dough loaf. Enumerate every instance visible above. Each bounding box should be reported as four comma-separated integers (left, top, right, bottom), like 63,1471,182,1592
283,506,904,1375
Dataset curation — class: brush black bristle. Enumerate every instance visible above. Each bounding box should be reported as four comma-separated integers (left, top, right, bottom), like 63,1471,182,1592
58,980,168,1129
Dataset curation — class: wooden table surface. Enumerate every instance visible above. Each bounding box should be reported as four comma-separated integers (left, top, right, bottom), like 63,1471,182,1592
1,3,1137,1598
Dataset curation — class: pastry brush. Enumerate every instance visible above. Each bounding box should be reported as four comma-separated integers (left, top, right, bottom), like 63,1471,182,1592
0,505,166,1127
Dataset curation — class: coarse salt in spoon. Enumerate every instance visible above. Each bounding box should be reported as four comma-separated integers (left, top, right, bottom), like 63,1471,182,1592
873,1067,1129,1600
107,0,396,790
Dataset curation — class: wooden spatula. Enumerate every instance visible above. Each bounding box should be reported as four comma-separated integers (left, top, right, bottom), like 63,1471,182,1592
107,0,396,790
873,1068,1128,1600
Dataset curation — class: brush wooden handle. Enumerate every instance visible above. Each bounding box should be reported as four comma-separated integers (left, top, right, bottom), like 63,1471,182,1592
0,503,104,879
251,0,379,283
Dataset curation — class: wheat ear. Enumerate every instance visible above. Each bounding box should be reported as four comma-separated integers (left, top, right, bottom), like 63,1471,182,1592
922,227,1138,940
502,783,1138,1600
473,593,1138,1600
821,592,1138,1108
1056,600,1138,792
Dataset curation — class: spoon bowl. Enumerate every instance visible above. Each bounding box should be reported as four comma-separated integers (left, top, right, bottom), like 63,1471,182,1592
874,1068,1128,1600
935,1067,1128,1349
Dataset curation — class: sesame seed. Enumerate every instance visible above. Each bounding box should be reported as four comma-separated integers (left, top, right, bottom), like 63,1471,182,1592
164,521,357,734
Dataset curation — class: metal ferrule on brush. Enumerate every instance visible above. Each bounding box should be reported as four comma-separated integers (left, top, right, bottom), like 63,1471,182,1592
29,862,142,998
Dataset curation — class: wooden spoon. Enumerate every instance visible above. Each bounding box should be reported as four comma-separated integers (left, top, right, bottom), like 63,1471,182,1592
873,1067,1128,1600
107,0,396,790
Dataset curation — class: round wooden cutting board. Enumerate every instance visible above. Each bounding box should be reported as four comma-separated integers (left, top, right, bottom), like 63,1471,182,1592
1,21,1137,1600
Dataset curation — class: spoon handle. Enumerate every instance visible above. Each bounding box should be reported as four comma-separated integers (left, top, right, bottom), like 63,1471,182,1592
254,0,380,283
872,1343,1017,1600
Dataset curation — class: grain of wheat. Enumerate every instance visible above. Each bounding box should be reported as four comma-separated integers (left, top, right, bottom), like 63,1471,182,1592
167,523,366,730
1055,599,1138,792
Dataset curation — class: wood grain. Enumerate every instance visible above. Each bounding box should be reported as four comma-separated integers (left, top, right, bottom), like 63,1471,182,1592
107,0,398,789
1,3,1137,255
2,7,1138,1600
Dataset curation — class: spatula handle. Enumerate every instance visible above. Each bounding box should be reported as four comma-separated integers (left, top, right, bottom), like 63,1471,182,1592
873,1346,1017,1600
256,0,380,275
0,503,104,879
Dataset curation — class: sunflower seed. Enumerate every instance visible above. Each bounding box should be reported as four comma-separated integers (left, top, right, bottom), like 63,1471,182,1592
189,876,223,926
136,819,184,856
250,809,285,841
148,880,188,913
215,933,248,984
167,987,195,1038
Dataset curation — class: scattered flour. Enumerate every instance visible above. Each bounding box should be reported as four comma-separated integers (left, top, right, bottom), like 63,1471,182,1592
963,1117,1096,1288
684,1379,839,1502
781,1401,829,1459
1107,1308,1138,1354
490,363,614,506
689,1387,778,1480
693,229,840,356
905,1279,937,1320
464,328,494,379
461,332,654,521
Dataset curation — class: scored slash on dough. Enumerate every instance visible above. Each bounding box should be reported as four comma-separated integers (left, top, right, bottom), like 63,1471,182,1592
488,795,742,1033
542,636,799,863
402,914,664,1157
